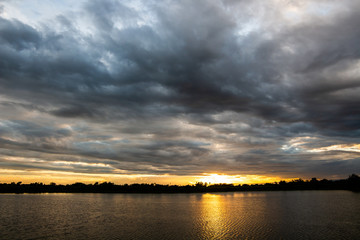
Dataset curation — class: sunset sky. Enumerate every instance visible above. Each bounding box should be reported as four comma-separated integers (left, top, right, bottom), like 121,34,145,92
0,0,359,185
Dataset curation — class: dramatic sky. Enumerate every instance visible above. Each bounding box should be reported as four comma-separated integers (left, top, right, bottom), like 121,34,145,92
0,0,359,184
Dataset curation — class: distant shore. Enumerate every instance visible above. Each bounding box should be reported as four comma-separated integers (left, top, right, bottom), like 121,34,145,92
1,174,359,194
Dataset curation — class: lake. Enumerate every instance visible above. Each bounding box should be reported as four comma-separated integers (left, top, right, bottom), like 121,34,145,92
0,191,359,239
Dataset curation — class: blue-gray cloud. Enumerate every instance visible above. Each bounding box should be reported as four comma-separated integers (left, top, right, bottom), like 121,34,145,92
0,0,359,179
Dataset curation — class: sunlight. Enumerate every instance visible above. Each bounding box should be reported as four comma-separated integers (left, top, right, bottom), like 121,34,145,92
195,173,295,185
197,174,240,184
200,194,225,238
0,169,294,186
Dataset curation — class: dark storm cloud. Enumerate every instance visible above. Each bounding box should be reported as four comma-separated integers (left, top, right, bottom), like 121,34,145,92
0,0,359,178
0,120,72,138
0,17,40,50
51,105,98,118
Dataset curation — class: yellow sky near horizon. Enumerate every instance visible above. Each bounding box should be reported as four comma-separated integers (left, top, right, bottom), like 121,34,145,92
0,169,296,185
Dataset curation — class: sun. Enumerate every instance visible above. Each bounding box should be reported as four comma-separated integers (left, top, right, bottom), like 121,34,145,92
194,173,292,185
197,174,236,184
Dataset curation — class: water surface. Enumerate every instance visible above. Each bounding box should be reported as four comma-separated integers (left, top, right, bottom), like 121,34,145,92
0,191,359,239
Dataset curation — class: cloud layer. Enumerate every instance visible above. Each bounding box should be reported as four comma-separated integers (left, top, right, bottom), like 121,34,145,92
0,0,359,182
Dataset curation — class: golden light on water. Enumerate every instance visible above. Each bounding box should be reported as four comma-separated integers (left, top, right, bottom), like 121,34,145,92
200,194,225,238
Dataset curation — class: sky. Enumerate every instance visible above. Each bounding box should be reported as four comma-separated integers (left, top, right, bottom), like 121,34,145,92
0,0,359,185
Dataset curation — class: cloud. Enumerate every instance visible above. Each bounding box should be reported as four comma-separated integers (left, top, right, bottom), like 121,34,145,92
0,17,40,50
0,0,359,180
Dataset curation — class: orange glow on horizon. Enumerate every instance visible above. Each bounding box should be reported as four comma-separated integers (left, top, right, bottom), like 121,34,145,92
0,169,296,185
194,173,295,185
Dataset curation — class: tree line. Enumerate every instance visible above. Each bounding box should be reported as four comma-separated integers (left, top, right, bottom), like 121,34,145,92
0,174,359,193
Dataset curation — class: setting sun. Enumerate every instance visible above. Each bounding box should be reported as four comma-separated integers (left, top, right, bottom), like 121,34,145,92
197,174,236,184
195,173,295,185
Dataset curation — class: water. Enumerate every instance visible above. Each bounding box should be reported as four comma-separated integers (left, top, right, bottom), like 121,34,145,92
0,191,359,239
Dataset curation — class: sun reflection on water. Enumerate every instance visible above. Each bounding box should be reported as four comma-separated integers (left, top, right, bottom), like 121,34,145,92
198,192,274,239
200,194,229,239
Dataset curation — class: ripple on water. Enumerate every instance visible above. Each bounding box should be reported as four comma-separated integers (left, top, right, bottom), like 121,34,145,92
0,191,359,239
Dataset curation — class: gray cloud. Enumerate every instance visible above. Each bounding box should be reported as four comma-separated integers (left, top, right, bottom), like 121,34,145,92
0,0,359,180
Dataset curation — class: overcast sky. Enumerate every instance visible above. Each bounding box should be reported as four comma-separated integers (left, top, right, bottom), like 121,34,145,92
0,0,359,184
